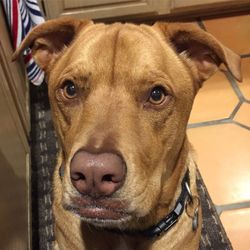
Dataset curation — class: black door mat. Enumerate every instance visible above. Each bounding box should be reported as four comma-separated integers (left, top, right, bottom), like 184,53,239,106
30,84,232,250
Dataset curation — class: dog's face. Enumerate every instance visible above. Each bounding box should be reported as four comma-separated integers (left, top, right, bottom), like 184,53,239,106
50,22,196,228
14,18,241,229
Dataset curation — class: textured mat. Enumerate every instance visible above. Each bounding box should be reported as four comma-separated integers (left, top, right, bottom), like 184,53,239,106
30,84,232,250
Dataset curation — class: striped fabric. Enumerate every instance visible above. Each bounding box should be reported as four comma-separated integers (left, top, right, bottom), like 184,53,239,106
2,0,45,85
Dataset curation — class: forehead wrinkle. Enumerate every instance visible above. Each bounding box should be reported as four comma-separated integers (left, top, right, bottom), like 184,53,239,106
67,23,123,88
110,26,122,86
112,25,167,87
70,25,107,62
64,64,90,86
57,23,172,90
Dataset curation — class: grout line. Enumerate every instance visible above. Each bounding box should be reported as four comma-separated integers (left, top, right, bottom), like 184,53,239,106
229,101,242,120
216,201,250,216
232,120,250,131
188,118,231,129
241,54,250,58
224,71,246,102
188,69,248,129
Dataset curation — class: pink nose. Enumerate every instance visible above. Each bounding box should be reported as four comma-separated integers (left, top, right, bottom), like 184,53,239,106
70,151,126,198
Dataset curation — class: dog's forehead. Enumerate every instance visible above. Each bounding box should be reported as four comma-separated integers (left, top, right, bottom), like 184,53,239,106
74,23,165,59
63,23,178,85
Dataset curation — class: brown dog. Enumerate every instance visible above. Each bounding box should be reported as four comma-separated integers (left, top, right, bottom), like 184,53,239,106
13,17,241,250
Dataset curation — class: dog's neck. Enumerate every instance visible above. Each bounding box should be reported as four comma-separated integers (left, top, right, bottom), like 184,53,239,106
155,137,191,223
81,223,151,250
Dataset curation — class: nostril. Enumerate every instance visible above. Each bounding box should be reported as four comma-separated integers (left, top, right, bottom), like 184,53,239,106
102,174,114,182
70,151,127,196
71,172,86,181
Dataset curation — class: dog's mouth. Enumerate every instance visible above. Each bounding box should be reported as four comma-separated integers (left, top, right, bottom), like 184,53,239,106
64,196,131,225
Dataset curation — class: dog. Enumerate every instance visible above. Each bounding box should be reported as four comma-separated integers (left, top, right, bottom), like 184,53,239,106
13,17,241,250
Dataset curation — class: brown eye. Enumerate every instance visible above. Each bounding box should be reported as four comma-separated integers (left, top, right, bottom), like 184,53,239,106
149,86,166,105
63,80,77,99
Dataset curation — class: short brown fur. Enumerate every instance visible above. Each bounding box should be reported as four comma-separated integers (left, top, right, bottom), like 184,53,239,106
14,17,241,250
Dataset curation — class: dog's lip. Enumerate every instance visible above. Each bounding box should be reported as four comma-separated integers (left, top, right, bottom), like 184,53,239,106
69,196,130,220
75,206,129,220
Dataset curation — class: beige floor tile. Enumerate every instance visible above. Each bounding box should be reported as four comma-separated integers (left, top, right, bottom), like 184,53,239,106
237,58,250,101
221,208,250,250
188,123,250,205
189,71,238,124
234,102,250,128
204,14,250,55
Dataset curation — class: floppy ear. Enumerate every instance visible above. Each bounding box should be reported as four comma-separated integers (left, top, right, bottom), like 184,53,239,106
154,22,242,85
12,17,93,72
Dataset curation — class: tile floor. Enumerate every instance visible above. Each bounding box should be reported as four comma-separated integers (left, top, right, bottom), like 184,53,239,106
187,14,250,250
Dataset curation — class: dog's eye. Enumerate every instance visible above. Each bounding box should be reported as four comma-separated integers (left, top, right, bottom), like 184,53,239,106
63,81,77,99
149,86,166,105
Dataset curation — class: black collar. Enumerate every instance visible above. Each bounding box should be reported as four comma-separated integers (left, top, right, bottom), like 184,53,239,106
109,169,190,238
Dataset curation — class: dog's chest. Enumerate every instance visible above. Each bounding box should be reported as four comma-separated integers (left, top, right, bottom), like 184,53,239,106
114,237,150,250
116,238,130,250
116,237,148,250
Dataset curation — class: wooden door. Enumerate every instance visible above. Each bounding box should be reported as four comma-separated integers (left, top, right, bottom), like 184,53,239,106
170,0,250,14
42,0,161,20
0,6,31,250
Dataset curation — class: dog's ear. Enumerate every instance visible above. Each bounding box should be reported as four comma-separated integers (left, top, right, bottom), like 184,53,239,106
12,17,93,71
154,22,242,85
